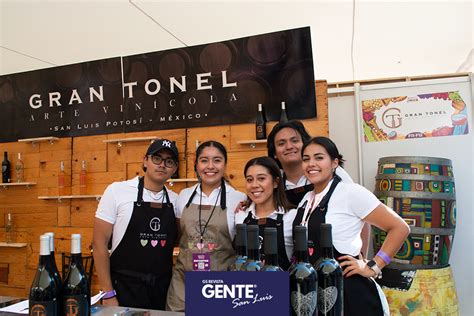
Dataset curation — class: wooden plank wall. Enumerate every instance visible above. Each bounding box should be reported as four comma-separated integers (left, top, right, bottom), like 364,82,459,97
0,80,329,297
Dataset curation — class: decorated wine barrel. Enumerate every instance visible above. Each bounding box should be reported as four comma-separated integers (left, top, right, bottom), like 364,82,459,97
373,156,456,267
372,156,458,315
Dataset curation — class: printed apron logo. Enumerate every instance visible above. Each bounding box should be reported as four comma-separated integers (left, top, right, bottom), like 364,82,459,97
149,217,161,231
185,271,289,316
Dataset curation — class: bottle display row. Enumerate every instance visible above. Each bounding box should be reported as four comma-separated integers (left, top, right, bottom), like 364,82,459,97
228,223,343,316
2,152,25,183
255,101,289,140
1,152,88,195
29,233,91,316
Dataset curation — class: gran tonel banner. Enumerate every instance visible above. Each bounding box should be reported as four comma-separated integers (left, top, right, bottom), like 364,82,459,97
0,27,315,142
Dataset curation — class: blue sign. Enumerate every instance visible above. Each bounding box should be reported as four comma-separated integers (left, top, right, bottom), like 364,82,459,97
185,271,289,316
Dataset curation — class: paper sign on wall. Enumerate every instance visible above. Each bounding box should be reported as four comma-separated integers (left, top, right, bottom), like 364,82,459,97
362,91,469,142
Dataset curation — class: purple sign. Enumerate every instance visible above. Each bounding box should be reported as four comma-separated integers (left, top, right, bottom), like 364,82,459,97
185,271,289,316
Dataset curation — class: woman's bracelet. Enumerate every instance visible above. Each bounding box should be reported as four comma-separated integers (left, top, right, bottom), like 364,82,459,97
376,250,391,265
102,289,117,300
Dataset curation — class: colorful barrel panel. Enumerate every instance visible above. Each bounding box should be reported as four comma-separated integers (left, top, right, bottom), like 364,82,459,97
372,157,459,315
373,156,456,268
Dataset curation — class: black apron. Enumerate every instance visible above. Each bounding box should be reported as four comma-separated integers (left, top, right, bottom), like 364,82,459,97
283,173,314,207
110,177,178,310
293,175,384,315
243,211,291,271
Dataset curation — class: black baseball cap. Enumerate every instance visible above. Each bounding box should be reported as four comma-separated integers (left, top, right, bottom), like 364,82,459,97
146,139,179,161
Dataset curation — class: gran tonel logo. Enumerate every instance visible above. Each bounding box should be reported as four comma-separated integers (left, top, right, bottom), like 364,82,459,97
25,71,239,128
28,71,237,110
382,108,402,128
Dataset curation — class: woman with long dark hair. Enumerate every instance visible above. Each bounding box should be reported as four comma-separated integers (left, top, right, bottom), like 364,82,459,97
294,136,409,315
166,141,246,312
236,156,296,270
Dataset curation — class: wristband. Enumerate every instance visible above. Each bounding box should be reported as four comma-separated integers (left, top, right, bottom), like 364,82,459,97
102,289,116,300
376,250,391,265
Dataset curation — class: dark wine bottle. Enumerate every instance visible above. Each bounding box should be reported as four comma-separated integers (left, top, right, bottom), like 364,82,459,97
289,226,317,316
279,101,289,123
315,224,343,316
29,234,60,316
255,103,267,140
62,234,90,316
261,227,283,272
2,151,11,183
45,232,62,293
228,224,248,271
240,225,263,271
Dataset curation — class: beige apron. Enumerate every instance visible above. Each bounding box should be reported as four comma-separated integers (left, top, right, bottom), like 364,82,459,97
166,195,235,311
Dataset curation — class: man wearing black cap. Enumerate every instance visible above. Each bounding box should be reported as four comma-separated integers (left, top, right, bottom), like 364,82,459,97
93,139,180,310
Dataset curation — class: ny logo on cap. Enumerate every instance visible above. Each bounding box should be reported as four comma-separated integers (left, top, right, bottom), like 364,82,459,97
162,140,172,148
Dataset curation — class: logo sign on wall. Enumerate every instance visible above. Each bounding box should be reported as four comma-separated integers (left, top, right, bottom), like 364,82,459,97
0,27,315,142
185,271,289,316
362,91,469,142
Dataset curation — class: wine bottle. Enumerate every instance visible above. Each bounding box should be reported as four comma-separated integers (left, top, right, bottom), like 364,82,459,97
5,213,13,243
58,161,65,196
279,101,289,123
255,103,267,140
228,224,248,271
289,226,317,316
2,151,11,183
29,234,60,316
261,227,283,272
15,153,24,183
45,232,62,293
315,224,343,316
62,234,90,316
240,225,263,271
79,161,87,195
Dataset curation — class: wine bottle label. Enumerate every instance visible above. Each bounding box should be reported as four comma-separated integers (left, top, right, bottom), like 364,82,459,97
291,290,317,315
256,125,266,139
63,295,89,316
318,286,338,314
29,300,58,316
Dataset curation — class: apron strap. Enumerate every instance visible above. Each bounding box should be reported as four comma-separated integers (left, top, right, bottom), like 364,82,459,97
317,174,342,216
185,185,199,208
163,186,172,206
276,213,283,225
220,179,227,210
185,180,227,210
137,176,145,205
243,211,254,224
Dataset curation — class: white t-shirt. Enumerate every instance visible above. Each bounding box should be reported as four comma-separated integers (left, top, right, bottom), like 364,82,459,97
297,181,380,256
283,166,354,190
95,176,178,253
175,182,247,239
235,203,297,261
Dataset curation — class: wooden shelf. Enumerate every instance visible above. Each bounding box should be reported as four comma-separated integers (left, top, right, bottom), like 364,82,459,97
38,195,102,201
1,182,36,189
0,242,27,248
167,178,198,186
237,139,267,148
103,136,157,147
18,136,58,145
